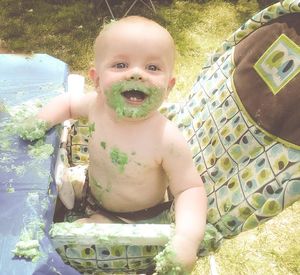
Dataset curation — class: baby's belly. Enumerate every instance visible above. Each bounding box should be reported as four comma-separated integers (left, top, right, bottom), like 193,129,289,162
88,169,168,213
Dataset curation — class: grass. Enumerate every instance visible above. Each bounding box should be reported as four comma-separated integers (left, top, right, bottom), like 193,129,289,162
157,0,259,100
1,0,299,274
194,201,300,275
0,0,259,99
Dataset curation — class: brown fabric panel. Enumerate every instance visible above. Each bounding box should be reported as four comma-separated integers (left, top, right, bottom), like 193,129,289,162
233,13,300,147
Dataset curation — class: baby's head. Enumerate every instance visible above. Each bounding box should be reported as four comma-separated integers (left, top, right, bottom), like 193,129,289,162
90,16,176,120
94,16,175,74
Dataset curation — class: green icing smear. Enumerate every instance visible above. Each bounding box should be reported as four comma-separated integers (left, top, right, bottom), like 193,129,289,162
9,102,49,142
28,140,54,160
1,102,54,260
12,239,41,262
155,241,187,275
6,182,15,193
12,192,48,262
0,102,48,152
105,80,164,119
90,176,109,203
100,141,107,150
110,147,128,173
88,122,95,137
0,101,54,171
15,116,48,142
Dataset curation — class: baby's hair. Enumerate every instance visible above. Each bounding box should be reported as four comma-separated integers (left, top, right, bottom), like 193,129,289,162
97,16,160,40
94,16,154,63
93,15,175,66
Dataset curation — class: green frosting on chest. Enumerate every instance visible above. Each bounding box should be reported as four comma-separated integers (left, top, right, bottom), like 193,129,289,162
110,147,128,173
100,141,107,150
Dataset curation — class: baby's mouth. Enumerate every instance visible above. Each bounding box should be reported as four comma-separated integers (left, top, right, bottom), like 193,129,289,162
121,89,148,105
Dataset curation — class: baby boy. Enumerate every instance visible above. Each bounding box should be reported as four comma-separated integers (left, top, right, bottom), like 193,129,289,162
37,16,207,272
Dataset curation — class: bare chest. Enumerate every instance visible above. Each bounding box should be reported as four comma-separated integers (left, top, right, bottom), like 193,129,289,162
87,123,167,210
87,116,165,181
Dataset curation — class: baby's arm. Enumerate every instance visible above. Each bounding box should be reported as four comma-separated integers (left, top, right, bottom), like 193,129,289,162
161,123,207,272
18,91,96,141
38,92,96,128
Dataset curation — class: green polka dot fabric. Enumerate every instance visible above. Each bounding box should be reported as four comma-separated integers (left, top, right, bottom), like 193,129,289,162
56,243,162,273
168,0,300,256
178,48,300,253
51,0,300,273
50,223,172,274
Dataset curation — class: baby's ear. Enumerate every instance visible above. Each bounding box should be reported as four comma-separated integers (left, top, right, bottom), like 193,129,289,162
89,67,100,89
166,77,176,97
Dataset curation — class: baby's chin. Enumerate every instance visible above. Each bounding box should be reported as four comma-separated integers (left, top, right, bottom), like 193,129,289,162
116,105,157,120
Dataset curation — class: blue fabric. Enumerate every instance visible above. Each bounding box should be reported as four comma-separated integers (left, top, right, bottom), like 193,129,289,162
0,54,79,275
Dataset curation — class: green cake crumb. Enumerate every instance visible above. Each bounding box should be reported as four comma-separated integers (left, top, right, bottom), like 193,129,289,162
12,193,48,262
100,141,107,150
6,185,15,193
15,116,48,141
110,147,128,173
88,122,95,137
28,140,54,160
154,241,187,275
12,220,45,262
12,240,41,262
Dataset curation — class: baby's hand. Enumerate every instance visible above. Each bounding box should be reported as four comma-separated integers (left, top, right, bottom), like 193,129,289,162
154,241,186,275
15,116,48,141
171,234,198,272
155,234,197,274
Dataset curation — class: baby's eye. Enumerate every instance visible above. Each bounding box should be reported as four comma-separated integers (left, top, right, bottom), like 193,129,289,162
147,64,160,71
114,63,128,69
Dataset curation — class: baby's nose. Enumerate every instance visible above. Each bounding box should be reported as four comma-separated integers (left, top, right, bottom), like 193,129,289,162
126,67,145,81
130,73,143,81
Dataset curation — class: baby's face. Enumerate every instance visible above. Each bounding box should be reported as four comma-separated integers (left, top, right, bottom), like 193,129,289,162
93,20,175,119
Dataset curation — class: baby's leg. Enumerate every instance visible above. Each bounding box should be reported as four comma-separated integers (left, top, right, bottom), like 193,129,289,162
66,165,87,201
75,213,115,224
58,171,75,210
59,165,87,210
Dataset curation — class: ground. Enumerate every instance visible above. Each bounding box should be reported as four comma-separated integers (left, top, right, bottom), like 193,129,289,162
0,1,299,274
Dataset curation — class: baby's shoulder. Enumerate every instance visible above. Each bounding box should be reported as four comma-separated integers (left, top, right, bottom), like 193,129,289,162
156,116,187,148
163,117,183,136
71,90,97,104
82,90,98,101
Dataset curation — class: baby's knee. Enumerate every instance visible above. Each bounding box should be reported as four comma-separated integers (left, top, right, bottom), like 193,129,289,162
75,214,114,224
58,165,87,210
66,165,88,200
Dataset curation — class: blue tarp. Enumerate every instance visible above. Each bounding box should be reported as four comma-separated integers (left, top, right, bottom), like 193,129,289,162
0,54,79,275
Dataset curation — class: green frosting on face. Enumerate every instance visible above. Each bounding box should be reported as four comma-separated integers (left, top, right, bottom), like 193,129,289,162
105,80,164,119
110,147,128,173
